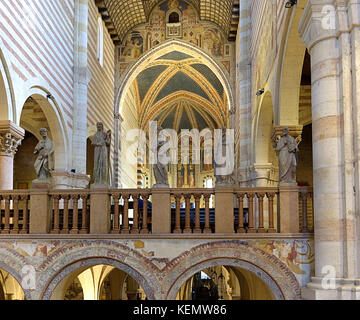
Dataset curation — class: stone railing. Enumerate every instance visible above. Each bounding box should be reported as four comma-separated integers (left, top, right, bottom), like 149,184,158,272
0,190,30,234
0,186,314,235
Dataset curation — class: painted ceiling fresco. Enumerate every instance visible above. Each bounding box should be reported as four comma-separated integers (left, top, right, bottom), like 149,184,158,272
100,0,238,43
135,50,226,130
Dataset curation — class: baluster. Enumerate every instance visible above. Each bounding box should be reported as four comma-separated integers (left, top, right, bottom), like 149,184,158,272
194,194,202,233
3,195,10,234
121,194,130,234
203,194,211,233
80,194,88,234
11,195,19,234
257,193,265,233
301,191,309,233
131,194,139,234
140,194,149,234
173,194,182,233
267,193,276,233
111,194,120,233
183,194,192,233
20,195,29,234
247,193,255,233
61,195,70,234
237,193,245,233
70,194,79,234
51,195,61,234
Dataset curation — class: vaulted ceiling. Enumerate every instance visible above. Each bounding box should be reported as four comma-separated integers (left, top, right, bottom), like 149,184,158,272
135,50,227,130
95,0,240,44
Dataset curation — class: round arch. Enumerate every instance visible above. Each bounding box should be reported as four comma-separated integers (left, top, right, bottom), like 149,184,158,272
162,241,300,300
0,252,32,300
41,257,156,300
0,41,16,122
18,82,69,170
253,91,275,165
115,39,235,115
277,0,307,125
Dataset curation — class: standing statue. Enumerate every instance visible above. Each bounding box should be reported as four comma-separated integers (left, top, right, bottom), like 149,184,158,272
275,127,299,185
214,127,235,186
92,122,111,186
153,126,169,187
33,128,54,182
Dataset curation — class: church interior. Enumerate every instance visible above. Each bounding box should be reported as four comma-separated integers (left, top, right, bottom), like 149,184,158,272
0,0,359,300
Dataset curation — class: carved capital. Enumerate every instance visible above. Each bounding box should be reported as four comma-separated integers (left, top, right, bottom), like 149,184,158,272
299,1,338,51
0,121,25,156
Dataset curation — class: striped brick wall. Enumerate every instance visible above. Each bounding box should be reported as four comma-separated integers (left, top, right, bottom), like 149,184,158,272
0,0,74,128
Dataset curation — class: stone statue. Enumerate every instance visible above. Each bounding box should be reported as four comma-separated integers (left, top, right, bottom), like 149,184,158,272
275,127,299,185
33,128,54,182
92,122,111,186
214,127,235,187
153,126,169,187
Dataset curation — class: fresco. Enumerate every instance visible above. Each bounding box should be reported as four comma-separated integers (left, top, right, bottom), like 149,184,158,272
117,0,233,74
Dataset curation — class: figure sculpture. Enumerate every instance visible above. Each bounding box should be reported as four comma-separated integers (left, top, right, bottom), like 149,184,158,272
33,128,54,182
153,126,169,187
92,122,111,186
214,127,234,186
275,127,299,185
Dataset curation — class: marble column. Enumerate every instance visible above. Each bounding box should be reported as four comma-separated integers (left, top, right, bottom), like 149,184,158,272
299,0,360,299
0,121,24,190
236,0,252,187
72,0,91,177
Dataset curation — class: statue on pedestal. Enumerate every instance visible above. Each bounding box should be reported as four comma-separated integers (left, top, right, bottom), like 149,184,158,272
153,126,169,188
274,127,299,185
33,128,54,183
92,122,111,186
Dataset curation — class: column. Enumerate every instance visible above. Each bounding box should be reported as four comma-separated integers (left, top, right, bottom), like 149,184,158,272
236,0,252,187
72,0,91,178
0,121,24,190
113,113,123,188
299,0,360,299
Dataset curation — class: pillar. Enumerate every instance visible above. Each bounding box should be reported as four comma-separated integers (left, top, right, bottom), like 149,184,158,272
72,0,91,177
152,188,171,234
215,187,235,233
299,0,360,299
236,0,252,187
90,188,110,233
0,121,24,190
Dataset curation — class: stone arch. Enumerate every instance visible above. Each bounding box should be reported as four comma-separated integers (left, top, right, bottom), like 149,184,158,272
0,249,32,300
38,242,162,300
0,41,16,122
277,0,307,125
18,81,69,170
254,91,275,165
115,39,234,114
163,241,300,300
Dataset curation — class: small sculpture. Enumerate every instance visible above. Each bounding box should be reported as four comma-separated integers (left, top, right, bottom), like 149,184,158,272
33,128,54,182
153,126,169,187
92,122,111,186
275,127,299,185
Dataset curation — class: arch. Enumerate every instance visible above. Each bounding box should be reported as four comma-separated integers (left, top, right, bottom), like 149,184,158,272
115,39,234,115
41,257,155,300
0,251,31,300
18,81,69,170
163,241,300,300
277,0,307,125
254,91,275,165
37,242,161,300
0,41,16,122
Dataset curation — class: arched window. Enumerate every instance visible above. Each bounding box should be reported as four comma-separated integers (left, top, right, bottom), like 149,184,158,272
97,17,104,67
169,12,180,23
